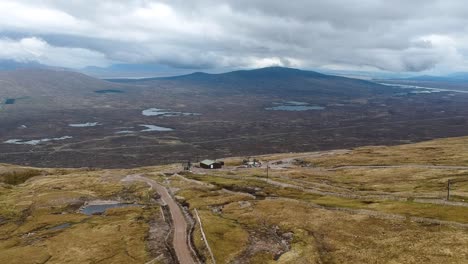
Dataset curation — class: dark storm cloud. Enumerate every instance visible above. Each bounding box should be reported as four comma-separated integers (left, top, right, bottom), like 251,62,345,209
0,0,467,72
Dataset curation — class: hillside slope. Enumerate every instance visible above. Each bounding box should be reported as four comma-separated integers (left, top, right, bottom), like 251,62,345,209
0,69,121,97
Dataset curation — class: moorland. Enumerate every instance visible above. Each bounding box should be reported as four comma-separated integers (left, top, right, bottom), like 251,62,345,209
1,136,467,263
2,67,468,168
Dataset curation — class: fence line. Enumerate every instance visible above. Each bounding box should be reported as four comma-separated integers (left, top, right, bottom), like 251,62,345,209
194,209,216,264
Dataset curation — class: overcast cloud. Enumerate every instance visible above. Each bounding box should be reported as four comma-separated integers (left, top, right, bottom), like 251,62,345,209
1,0,468,74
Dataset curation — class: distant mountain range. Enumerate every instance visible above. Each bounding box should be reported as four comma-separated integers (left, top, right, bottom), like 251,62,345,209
396,72,468,82
108,66,391,97
0,66,405,111
379,72,468,91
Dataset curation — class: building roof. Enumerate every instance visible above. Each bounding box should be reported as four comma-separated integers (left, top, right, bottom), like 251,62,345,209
200,159,216,165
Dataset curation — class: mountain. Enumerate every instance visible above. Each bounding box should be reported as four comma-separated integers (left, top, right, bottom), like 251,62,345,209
109,66,392,97
0,59,59,71
80,63,196,78
0,67,391,100
0,68,121,97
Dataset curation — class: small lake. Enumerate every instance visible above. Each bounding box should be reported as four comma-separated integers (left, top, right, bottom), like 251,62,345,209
266,105,325,111
4,136,73,145
115,130,135,134
266,101,325,111
113,125,174,134
142,108,200,117
139,124,174,132
5,98,15,104
80,203,140,215
69,122,100,127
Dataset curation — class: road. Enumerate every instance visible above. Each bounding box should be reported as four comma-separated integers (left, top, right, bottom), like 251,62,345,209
122,174,196,264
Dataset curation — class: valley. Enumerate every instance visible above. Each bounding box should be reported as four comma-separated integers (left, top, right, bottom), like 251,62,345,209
2,68,468,168
3,2,468,263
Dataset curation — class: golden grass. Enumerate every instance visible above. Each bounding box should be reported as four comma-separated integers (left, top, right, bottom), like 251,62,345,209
0,166,157,264
0,169,42,185
197,210,249,263
44,207,151,264
308,136,468,167
223,199,468,263
270,167,468,199
2,136,468,263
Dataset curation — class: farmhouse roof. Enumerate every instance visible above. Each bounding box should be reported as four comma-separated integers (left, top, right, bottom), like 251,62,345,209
200,159,217,166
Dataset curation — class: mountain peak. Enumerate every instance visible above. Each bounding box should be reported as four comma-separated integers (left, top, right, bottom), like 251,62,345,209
234,66,324,76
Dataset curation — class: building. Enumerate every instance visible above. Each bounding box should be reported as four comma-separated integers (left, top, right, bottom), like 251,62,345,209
200,159,224,169
242,157,262,168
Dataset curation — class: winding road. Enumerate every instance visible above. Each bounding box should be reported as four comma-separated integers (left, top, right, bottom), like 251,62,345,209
122,174,196,264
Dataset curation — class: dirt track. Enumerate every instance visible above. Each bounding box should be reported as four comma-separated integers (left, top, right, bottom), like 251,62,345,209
122,174,196,264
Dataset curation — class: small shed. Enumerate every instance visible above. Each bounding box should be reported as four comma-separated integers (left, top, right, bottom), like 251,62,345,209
200,159,224,169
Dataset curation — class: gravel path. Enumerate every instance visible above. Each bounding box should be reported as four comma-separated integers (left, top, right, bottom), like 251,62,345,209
123,174,197,264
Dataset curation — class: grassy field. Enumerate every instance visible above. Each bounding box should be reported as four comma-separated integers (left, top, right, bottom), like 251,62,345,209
0,166,161,264
1,136,468,263
172,173,468,262
169,137,468,263
307,136,468,167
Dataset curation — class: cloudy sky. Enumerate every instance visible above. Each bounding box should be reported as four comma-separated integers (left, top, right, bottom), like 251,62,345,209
1,0,468,75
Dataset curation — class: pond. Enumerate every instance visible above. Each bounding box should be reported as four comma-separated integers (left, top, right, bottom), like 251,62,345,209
113,125,174,134
80,203,140,215
139,124,174,132
3,136,73,145
5,98,15,104
69,122,100,127
266,105,325,111
115,130,135,134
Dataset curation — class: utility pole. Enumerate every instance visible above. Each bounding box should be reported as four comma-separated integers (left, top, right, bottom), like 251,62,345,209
266,162,269,182
447,179,451,201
